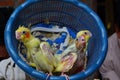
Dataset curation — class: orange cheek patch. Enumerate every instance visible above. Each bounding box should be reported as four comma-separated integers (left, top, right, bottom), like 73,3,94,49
26,32,30,38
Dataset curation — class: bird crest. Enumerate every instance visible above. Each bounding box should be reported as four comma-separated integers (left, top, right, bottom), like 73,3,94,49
16,25,30,32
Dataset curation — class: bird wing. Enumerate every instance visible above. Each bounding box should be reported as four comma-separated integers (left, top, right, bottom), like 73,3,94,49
32,50,54,72
40,42,58,67
54,52,77,73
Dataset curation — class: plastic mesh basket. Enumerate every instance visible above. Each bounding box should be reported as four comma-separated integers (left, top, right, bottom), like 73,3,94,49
4,0,108,80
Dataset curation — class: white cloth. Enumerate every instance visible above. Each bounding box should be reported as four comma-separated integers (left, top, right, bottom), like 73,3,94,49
0,58,26,80
99,33,120,80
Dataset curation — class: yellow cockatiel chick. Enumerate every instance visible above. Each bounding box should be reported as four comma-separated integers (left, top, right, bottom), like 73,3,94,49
15,26,57,77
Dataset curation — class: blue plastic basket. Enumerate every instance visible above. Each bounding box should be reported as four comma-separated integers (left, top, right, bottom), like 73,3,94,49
4,0,108,80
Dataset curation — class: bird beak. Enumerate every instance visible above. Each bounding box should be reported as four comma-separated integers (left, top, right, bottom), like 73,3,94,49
15,32,21,40
76,35,86,49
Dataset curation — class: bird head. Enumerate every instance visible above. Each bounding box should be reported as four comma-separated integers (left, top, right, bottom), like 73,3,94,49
75,30,92,50
15,25,31,42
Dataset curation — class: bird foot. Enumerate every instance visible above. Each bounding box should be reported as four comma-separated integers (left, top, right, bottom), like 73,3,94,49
46,73,52,80
61,73,70,80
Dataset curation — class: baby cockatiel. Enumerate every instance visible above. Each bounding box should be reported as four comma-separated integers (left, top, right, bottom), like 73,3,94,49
15,26,38,65
54,30,92,78
15,26,57,77
72,30,92,73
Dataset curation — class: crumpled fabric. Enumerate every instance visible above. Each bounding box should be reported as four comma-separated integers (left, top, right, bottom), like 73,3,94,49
0,57,26,80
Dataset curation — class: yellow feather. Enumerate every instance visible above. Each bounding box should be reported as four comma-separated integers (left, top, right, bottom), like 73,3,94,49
15,26,57,74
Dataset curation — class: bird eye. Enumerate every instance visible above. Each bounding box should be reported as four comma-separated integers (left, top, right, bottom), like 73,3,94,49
82,38,84,41
22,31,26,34
84,32,87,35
76,38,78,41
